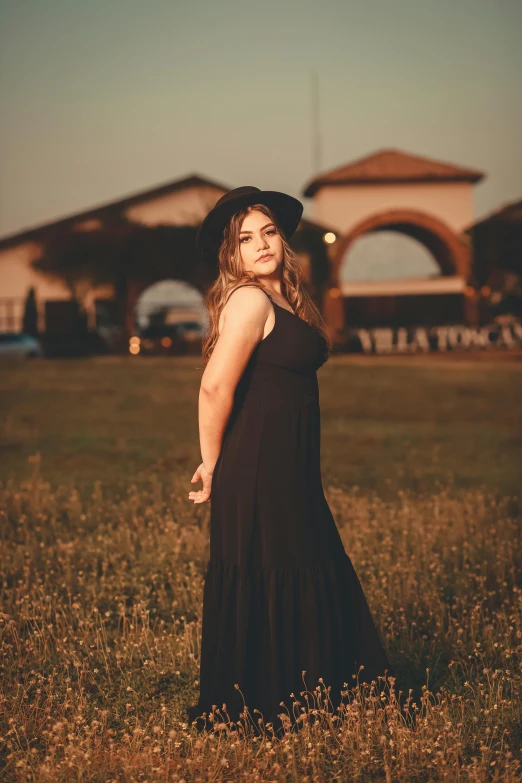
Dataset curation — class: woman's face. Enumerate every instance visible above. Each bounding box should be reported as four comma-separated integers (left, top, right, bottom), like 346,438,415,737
238,209,284,278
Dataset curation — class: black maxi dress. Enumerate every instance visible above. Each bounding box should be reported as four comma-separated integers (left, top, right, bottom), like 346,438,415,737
187,285,392,733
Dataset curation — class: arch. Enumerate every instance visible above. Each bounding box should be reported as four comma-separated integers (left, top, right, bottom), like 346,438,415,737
332,209,471,283
123,278,207,337
135,279,204,329
341,232,440,281
323,209,473,340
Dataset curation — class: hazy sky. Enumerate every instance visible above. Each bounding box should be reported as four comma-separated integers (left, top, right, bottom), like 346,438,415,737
1,0,521,240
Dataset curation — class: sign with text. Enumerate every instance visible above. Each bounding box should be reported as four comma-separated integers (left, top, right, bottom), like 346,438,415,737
347,321,522,354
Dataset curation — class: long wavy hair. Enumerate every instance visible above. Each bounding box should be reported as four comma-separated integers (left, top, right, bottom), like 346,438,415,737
201,203,332,364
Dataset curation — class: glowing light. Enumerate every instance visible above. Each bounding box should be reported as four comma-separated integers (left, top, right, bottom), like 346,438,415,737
323,232,337,244
464,286,476,298
161,337,172,348
329,287,341,299
129,344,140,355
129,335,141,345
480,285,492,297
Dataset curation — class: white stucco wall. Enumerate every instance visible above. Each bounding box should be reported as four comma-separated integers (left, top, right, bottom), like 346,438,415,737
0,243,69,331
0,242,70,300
0,242,116,330
312,181,475,236
124,185,226,226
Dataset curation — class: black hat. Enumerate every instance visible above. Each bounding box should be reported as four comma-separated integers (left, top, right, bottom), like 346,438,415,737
196,185,304,260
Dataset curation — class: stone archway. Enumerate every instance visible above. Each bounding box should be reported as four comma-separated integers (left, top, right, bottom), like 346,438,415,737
323,209,473,337
334,209,470,279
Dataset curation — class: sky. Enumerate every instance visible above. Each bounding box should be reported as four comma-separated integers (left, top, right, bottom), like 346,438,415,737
1,0,521,244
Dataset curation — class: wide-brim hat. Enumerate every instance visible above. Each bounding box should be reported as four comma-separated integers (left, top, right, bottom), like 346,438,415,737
196,185,304,260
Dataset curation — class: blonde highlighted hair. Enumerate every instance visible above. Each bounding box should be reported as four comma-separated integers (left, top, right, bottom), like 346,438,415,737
201,203,332,364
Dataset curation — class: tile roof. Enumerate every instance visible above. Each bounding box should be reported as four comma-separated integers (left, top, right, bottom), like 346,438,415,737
0,174,230,250
302,148,484,197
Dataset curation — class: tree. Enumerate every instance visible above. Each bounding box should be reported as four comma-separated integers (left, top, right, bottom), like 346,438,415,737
22,286,39,336
31,218,130,302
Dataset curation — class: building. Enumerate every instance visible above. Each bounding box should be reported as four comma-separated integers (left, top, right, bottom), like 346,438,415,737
0,174,230,334
0,174,330,341
302,148,485,340
465,196,522,324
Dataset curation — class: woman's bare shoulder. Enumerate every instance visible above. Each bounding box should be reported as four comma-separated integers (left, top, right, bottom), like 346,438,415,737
225,284,269,304
218,285,271,334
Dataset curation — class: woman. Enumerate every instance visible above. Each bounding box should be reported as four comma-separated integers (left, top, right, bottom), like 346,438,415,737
186,186,392,735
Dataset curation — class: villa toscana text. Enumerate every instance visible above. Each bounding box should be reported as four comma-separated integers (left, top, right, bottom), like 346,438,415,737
352,321,522,354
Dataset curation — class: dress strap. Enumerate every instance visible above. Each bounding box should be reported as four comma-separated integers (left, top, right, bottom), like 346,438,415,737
224,284,273,306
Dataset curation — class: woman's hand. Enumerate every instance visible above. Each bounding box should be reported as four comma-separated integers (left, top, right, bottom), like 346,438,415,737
188,463,213,504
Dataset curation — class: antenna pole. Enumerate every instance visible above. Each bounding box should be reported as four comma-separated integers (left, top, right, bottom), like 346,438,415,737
310,70,321,173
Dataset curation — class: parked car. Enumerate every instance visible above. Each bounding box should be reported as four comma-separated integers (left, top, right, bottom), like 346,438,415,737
0,332,42,358
130,321,204,356
176,321,205,341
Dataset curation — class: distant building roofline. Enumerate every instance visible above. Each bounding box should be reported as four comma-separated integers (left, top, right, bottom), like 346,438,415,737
465,196,522,233
0,173,231,251
302,148,484,197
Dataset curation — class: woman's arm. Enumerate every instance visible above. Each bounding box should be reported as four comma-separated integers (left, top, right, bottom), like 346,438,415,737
188,287,272,503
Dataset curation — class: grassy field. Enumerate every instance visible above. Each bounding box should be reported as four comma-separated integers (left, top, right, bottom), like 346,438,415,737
1,354,522,498
1,355,521,781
